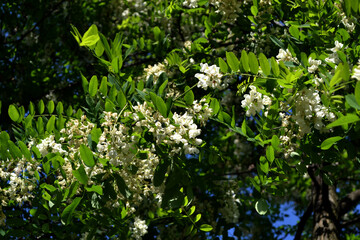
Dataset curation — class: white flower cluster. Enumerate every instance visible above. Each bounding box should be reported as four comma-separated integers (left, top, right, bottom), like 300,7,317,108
313,75,324,87
325,40,343,65
97,111,160,208
131,101,205,156
308,57,322,73
292,87,336,135
131,217,148,240
195,63,224,90
183,0,198,8
276,49,297,63
0,156,41,225
218,189,241,223
144,61,167,84
209,0,253,22
58,116,101,189
189,98,213,126
334,2,356,33
341,16,355,32
36,135,67,157
60,115,94,150
241,85,272,117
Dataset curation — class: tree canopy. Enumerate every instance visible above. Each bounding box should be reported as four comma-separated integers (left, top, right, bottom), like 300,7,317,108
2,0,360,239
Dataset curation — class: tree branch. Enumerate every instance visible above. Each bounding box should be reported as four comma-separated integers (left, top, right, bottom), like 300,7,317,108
5,0,68,44
294,202,313,240
341,215,360,228
339,189,360,216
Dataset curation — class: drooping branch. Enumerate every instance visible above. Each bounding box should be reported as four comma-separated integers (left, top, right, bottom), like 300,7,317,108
339,189,360,216
294,202,313,240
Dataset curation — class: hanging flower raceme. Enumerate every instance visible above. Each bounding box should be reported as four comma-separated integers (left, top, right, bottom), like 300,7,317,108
241,85,272,117
195,63,224,90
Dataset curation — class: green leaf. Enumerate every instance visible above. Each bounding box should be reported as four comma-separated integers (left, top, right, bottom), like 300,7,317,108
269,36,285,49
46,115,56,133
153,26,161,41
210,98,220,115
248,52,259,74
114,174,132,198
8,104,20,122
158,79,168,96
38,100,45,114
271,135,280,150
8,140,22,159
117,88,127,109
81,74,89,93
320,136,343,150
99,77,108,96
240,50,250,72
85,185,103,195
18,141,32,161
250,5,258,16
355,81,360,105
41,183,57,192
184,86,194,105
72,165,88,185
255,199,269,215
56,102,64,115
184,225,194,236
218,57,229,73
80,24,99,47
66,105,73,117
153,161,168,187
226,52,239,72
95,41,104,57
80,144,95,168
326,114,360,128
194,213,201,222
89,75,98,97
200,224,213,232
29,102,35,115
150,92,168,117
346,94,360,110
258,53,270,76
289,26,300,39
271,57,280,77
189,206,196,215
344,0,352,16
61,197,82,225
330,63,344,87
259,156,269,174
111,55,123,74
266,145,275,163
47,101,55,114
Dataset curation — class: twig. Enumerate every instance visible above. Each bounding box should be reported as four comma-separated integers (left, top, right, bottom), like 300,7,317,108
294,202,313,240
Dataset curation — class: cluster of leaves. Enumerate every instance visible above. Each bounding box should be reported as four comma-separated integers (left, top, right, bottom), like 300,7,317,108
3,0,360,239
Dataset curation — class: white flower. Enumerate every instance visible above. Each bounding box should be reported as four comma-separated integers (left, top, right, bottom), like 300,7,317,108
241,86,271,117
170,132,183,144
183,0,198,8
308,57,321,73
132,217,148,240
276,49,295,62
195,63,223,90
330,41,343,53
353,65,360,81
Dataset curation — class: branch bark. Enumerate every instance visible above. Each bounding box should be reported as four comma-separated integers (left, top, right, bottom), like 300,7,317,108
339,189,360,216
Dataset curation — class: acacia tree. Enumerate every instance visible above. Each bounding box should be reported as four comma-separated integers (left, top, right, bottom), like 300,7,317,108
2,0,360,239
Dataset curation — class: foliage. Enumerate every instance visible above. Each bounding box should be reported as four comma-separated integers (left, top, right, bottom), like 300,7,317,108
2,0,360,239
